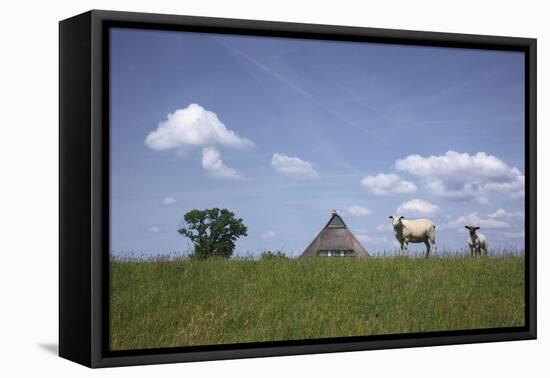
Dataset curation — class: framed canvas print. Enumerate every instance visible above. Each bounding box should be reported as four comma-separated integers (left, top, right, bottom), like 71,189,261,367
59,10,537,368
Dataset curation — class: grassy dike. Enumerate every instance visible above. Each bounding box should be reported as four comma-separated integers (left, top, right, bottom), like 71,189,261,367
110,256,524,350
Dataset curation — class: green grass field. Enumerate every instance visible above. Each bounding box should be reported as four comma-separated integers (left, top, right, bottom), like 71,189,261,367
109,256,525,351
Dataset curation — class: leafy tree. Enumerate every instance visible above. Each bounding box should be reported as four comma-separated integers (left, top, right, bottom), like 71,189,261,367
178,208,247,259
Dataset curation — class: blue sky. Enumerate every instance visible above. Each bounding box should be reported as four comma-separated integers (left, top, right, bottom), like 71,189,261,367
110,28,525,257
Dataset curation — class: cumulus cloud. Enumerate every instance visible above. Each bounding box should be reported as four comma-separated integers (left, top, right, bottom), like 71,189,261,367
345,205,372,217
163,197,177,205
271,153,319,179
261,231,276,239
395,151,524,201
201,147,241,179
149,226,161,233
442,212,511,231
145,103,253,151
488,208,524,219
488,208,507,218
360,173,417,195
396,199,439,217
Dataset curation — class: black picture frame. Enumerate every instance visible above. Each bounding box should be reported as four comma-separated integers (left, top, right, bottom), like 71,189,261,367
59,9,537,368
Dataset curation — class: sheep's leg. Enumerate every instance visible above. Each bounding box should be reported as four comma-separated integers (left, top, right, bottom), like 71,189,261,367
469,246,474,258
431,237,437,256
403,240,409,257
424,240,430,258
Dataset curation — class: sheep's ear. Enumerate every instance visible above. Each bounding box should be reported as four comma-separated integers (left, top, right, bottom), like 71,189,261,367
388,216,393,219
400,216,405,219
464,226,469,229
475,227,480,230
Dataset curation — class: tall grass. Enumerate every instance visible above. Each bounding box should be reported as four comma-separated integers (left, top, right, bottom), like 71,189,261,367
110,256,525,351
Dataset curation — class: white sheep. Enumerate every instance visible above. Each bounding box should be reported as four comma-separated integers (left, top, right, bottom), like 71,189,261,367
465,225,488,257
389,215,437,258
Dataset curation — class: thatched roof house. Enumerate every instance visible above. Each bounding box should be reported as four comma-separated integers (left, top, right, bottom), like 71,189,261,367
300,211,369,258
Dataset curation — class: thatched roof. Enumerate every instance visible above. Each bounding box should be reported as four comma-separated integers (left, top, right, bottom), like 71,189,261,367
300,211,369,258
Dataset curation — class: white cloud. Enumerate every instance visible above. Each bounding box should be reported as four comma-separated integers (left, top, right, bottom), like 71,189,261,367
345,205,372,217
395,151,524,201
149,226,161,233
442,212,511,231
145,103,253,151
360,173,417,195
163,197,177,205
396,199,439,217
488,208,524,219
262,231,276,239
201,147,241,179
488,208,507,218
271,153,319,179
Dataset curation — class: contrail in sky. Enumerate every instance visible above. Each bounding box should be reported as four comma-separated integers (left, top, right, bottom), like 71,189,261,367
217,39,390,147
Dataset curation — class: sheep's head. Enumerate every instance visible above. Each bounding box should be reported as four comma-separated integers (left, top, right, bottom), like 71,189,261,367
389,215,405,229
464,225,480,236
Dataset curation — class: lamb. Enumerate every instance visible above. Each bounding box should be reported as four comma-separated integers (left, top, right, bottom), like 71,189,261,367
465,225,488,257
389,215,437,258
